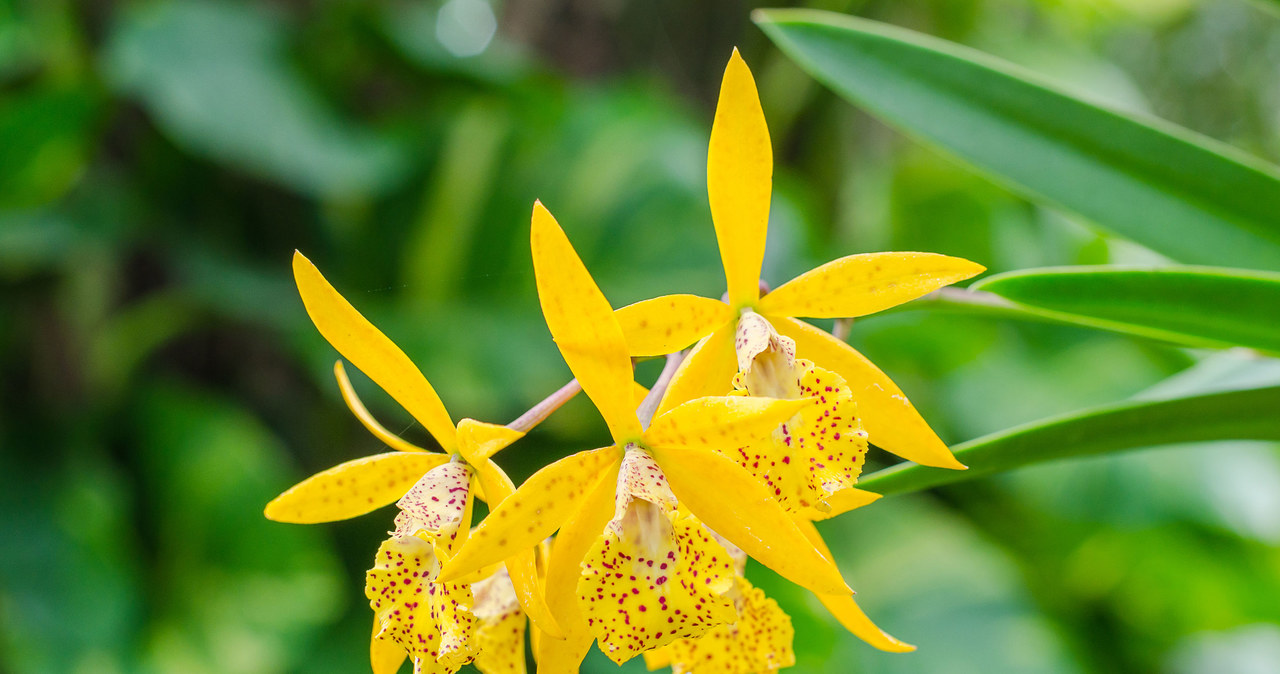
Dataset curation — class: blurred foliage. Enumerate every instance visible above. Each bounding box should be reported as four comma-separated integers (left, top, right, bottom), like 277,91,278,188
3,0,1280,673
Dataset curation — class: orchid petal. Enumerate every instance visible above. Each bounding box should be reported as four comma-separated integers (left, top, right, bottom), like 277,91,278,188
455,418,524,465
264,451,449,524
370,615,407,674
650,446,850,595
793,519,915,652
465,447,565,639
366,535,477,673
530,202,643,444
773,315,964,470
579,513,736,664
615,294,732,357
655,322,739,417
708,49,772,307
438,446,620,582
335,361,429,453
805,488,882,521
537,464,620,674
645,396,812,451
658,576,796,673
293,251,457,451
724,361,870,514
472,569,528,674
760,252,985,318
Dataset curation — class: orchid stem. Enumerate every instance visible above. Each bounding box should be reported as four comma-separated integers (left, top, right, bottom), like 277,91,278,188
637,351,686,430
507,378,582,433
832,317,853,342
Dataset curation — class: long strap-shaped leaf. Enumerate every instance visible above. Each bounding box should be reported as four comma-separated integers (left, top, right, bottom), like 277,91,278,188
858,386,1280,496
754,9,1280,271
973,266,1280,356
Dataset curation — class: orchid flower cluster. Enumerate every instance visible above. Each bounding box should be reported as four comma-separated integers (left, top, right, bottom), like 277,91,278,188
265,51,983,674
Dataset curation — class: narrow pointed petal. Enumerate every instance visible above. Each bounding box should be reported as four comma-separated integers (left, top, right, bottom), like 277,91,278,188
293,251,457,451
773,316,964,470
655,322,739,417
615,295,732,357
455,418,525,465
472,570,528,674
645,396,812,451
792,518,915,652
708,49,771,307
264,451,449,523
438,446,620,582
543,461,620,631
370,616,407,674
760,252,986,318
530,203,643,444
537,464,620,674
467,453,565,639
335,361,428,453
806,488,882,521
816,593,916,653
650,446,850,595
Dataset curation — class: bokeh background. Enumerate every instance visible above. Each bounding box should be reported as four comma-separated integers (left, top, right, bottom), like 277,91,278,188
5,0,1280,672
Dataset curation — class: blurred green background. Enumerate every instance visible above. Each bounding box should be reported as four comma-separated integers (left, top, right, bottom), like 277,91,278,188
4,0,1280,672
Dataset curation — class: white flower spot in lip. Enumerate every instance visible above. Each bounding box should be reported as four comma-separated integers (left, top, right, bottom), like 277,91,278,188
394,461,472,543
734,311,799,399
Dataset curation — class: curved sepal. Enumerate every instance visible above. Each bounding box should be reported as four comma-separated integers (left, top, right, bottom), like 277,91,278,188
655,323,739,416
530,202,643,444
615,294,731,357
264,451,449,523
293,251,457,451
760,252,985,318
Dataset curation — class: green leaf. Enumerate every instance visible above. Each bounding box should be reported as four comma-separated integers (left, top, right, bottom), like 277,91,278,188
858,385,1280,496
972,266,1280,355
103,1,407,199
753,9,1280,271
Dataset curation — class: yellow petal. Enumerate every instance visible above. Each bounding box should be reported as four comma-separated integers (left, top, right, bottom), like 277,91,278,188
530,203,643,444
578,513,737,664
293,251,457,451
760,252,986,318
815,592,916,653
455,418,525,465
645,396,812,451
655,322,739,417
723,361,870,514
792,518,914,652
335,361,429,453
614,294,732,357
366,535,477,673
536,464,620,674
264,451,449,523
650,446,849,596
707,49,771,308
660,575,796,674
773,315,965,470
438,446,620,582
371,616,407,674
467,453,565,639
642,647,673,670
543,461,620,632
472,569,528,674
805,488,882,521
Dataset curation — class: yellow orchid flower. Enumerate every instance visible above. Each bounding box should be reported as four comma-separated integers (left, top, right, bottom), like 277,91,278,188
436,202,854,671
265,252,564,673
722,307,916,654
613,49,985,470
